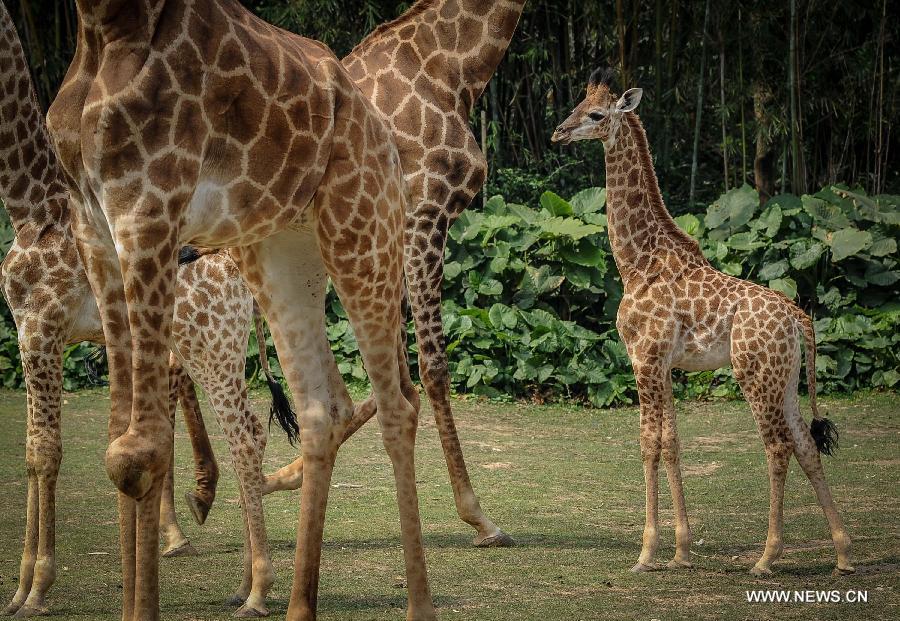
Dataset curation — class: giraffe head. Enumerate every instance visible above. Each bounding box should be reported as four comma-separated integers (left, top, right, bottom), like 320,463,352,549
551,67,642,150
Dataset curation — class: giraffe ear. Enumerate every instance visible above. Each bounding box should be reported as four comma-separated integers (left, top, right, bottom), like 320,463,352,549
615,88,643,113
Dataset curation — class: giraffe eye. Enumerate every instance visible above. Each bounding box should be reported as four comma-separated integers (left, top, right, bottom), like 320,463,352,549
589,111,605,122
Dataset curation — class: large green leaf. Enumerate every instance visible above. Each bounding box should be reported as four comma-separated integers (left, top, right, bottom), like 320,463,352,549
869,236,897,257
705,184,757,230
539,191,574,216
829,227,872,262
802,195,852,230
569,187,606,215
758,260,788,280
768,277,797,299
789,241,825,270
726,231,765,251
520,265,565,296
536,216,605,240
757,204,783,237
864,262,899,286
674,213,702,237
560,239,606,267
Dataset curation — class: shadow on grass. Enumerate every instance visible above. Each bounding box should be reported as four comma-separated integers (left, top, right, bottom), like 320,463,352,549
255,530,636,553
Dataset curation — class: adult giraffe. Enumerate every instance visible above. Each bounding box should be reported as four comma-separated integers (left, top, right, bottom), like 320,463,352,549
46,1,432,620
264,0,526,549
1,4,303,615
551,68,853,576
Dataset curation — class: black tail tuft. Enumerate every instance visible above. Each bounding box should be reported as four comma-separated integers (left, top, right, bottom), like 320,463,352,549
266,374,299,446
810,417,839,456
178,245,201,266
84,346,108,386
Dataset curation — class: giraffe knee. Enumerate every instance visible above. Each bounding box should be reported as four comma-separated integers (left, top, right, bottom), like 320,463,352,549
640,437,661,463
26,438,62,476
661,431,680,464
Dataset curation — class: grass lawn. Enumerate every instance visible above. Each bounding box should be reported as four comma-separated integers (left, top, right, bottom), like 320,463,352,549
0,388,897,620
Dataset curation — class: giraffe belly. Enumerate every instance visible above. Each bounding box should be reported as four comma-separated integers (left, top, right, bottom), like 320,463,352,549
672,332,732,371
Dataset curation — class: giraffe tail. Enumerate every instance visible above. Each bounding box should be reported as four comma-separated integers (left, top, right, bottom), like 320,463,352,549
84,345,108,386
254,303,299,446
796,308,838,456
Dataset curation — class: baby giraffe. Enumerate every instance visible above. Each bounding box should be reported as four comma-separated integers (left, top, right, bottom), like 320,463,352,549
552,68,853,576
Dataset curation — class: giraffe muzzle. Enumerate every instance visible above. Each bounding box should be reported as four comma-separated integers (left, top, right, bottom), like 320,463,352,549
551,126,572,144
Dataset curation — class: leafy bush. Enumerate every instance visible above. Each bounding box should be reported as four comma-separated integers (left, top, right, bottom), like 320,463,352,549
435,183,899,405
0,185,897,407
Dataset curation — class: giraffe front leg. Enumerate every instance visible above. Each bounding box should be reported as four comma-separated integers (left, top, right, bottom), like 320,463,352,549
160,361,196,558
661,405,692,569
630,362,669,573
8,339,64,618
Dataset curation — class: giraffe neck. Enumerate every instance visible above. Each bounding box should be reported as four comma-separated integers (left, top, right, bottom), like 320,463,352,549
603,113,704,288
0,2,70,237
348,0,525,113
74,0,170,48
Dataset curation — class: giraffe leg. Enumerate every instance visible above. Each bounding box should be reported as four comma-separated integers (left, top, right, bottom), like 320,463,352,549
7,342,63,618
160,359,195,558
630,361,668,572
262,304,416,497
4,363,40,616
333,262,436,621
407,275,511,547
233,232,350,621
178,373,219,527
750,437,791,576
733,339,793,576
89,216,178,621
171,290,271,614
782,355,854,574
224,493,254,608
661,404,692,569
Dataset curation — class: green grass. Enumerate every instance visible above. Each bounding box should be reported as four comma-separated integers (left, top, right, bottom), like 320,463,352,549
0,388,897,620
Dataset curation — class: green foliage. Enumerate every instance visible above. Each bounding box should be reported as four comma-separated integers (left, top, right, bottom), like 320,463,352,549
689,184,900,394
0,186,896,405
438,183,897,404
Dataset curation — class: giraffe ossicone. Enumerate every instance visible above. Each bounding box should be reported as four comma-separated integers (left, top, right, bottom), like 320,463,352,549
553,68,854,577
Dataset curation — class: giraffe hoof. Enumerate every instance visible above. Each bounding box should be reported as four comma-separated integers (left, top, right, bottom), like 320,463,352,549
750,565,774,577
2,601,24,616
162,540,198,558
225,594,248,608
234,604,269,618
630,562,660,573
474,530,515,548
185,491,212,526
11,605,48,619
666,558,693,570
834,565,856,576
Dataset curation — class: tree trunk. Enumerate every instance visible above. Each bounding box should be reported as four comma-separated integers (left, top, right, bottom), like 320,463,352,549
753,83,776,206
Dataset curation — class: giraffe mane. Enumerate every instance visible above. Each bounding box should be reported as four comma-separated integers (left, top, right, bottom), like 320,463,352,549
625,113,704,257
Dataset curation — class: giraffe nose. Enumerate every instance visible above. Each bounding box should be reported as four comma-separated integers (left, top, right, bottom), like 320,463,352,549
551,126,571,144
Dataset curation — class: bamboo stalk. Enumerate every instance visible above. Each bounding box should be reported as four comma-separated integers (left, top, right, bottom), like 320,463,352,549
689,0,711,206
719,34,729,192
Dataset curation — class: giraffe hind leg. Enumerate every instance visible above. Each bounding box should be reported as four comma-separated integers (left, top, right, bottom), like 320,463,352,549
406,253,513,547
782,351,854,574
